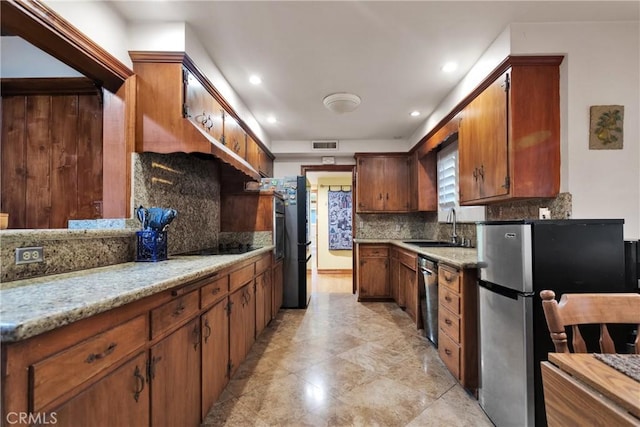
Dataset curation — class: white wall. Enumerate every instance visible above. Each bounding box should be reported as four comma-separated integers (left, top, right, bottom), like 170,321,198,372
128,22,187,52
43,0,131,68
1,37,82,77
510,22,639,239
316,176,353,271
274,157,355,178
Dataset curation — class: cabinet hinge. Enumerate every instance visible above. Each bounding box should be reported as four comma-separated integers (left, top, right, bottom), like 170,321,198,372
182,103,189,118
503,73,510,92
502,175,511,190
182,68,189,85
220,134,226,145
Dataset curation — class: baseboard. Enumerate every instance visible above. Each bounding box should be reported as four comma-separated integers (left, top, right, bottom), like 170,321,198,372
316,269,352,274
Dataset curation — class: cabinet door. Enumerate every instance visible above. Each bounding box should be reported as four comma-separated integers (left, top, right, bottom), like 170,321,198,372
255,272,266,336
246,136,260,171
229,287,245,377
201,299,229,420
383,156,410,211
150,318,201,427
263,269,273,326
358,257,390,298
459,73,509,203
244,283,256,357
401,264,418,324
223,115,247,159
390,251,400,304
183,68,224,142
52,352,149,427
356,156,386,212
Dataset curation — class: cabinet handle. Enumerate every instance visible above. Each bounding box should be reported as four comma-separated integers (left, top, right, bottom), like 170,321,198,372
133,365,145,402
445,318,452,325
473,168,478,181
203,318,212,344
443,272,455,282
85,342,117,364
445,348,452,356
478,164,484,181
379,193,383,200
193,323,200,351
211,287,221,295
445,295,452,303
386,193,389,200
173,301,185,317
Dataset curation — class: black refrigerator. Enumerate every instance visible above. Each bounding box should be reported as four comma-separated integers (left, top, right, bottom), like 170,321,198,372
261,176,311,308
476,219,631,427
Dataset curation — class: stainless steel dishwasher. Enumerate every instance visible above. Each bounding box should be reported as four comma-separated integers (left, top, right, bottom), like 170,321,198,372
418,256,438,346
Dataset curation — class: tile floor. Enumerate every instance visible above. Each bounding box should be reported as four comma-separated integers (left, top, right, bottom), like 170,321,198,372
202,273,493,426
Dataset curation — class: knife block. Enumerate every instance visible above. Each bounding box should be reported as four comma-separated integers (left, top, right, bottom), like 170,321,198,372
136,230,168,262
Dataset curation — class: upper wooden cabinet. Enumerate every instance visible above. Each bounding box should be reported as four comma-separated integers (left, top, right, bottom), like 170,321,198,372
130,52,274,180
355,153,411,213
458,59,561,204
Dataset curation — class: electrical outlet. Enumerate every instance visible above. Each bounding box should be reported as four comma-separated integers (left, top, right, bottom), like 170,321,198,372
15,247,44,265
539,208,551,220
395,224,401,232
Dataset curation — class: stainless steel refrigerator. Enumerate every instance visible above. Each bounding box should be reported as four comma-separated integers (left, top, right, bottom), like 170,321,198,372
262,176,311,308
476,219,630,427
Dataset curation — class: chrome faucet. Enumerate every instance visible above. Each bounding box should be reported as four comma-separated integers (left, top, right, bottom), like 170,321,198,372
447,208,458,245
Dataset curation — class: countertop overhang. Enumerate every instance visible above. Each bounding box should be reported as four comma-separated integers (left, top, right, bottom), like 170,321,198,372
0,247,274,343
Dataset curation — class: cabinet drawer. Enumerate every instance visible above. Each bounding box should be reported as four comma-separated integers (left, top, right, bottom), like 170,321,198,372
230,264,255,292
438,330,461,380
30,315,147,412
255,253,271,275
439,286,460,315
201,275,229,308
439,306,460,343
397,250,416,270
151,290,199,338
359,246,389,257
438,264,460,293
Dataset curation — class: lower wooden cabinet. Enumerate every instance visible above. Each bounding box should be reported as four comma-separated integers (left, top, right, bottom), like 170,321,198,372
52,352,149,427
400,260,418,326
201,298,229,420
356,244,391,300
437,264,478,390
272,259,284,316
1,251,278,427
150,317,201,427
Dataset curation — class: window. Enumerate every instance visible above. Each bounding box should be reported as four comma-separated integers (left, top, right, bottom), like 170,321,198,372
436,139,485,222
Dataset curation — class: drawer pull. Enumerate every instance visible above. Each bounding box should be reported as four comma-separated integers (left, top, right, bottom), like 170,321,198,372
445,348,452,356
172,303,185,317
211,287,221,295
444,272,455,282
445,319,452,326
85,342,117,364
203,319,212,344
133,365,145,402
445,296,452,303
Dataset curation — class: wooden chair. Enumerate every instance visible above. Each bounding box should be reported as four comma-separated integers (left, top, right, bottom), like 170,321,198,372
540,290,640,354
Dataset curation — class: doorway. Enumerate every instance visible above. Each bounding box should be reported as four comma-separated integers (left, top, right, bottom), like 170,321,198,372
302,165,355,294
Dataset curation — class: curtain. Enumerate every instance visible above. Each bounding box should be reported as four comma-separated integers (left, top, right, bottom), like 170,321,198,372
328,190,352,250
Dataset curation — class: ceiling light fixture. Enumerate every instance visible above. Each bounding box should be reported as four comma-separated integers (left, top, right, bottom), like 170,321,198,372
410,111,421,117
249,75,262,85
441,62,458,73
322,92,361,114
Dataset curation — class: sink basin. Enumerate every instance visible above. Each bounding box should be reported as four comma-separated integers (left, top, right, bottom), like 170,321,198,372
402,240,460,248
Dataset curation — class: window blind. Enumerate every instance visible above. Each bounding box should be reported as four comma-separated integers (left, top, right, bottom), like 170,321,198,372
437,141,458,210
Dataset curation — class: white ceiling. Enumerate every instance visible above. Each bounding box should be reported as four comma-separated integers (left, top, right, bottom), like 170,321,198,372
109,2,638,144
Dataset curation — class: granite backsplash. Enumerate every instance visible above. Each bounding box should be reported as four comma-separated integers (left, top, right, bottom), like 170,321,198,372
357,193,572,247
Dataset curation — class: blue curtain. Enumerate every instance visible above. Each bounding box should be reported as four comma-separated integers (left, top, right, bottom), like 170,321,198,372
328,190,352,250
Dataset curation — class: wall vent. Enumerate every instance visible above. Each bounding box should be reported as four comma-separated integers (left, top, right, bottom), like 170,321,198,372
311,140,338,151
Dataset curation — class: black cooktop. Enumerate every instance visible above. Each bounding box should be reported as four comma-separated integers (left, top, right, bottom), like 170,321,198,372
180,243,263,256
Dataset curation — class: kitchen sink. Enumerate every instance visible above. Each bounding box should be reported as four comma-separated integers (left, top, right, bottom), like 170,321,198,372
402,240,460,247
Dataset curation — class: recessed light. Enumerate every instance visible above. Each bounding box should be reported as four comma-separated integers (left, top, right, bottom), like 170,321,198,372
267,116,277,124
441,62,458,73
249,75,262,85
410,111,421,117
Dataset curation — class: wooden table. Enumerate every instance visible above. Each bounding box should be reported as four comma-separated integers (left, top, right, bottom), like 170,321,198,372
541,353,640,426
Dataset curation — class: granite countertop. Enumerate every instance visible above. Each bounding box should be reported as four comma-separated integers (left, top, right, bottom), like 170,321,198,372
0,247,273,343
354,238,479,268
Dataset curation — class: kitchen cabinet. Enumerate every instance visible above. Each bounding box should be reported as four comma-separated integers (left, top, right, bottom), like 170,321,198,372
397,248,418,326
52,352,149,427
149,317,201,427
390,248,402,306
223,113,247,159
356,244,391,300
437,264,478,390
255,254,273,336
355,154,411,213
258,146,274,177
229,281,255,377
201,298,229,419
458,59,561,204
183,66,224,143
246,135,260,171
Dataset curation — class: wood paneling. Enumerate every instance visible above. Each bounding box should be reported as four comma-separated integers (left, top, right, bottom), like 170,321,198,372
0,91,103,228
